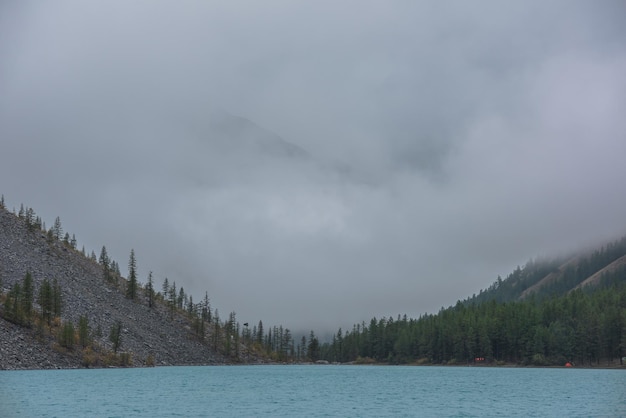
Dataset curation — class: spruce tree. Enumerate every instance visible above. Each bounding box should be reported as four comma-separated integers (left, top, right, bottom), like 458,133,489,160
22,272,34,325
60,320,75,349
308,331,320,361
162,277,169,299
109,321,122,353
100,246,111,282
52,278,62,317
52,216,63,240
168,281,177,318
126,249,137,300
145,271,154,308
78,316,90,348
38,278,53,325
202,292,211,323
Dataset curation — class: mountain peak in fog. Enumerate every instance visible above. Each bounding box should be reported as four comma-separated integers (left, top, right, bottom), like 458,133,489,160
200,109,310,159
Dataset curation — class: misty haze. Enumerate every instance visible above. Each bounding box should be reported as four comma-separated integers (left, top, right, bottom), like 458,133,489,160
1,0,626,334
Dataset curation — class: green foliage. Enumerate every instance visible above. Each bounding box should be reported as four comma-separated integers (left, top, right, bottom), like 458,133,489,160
4,282,22,324
145,271,155,308
471,237,626,304
78,315,90,348
52,216,63,241
59,320,75,349
109,321,122,353
100,246,112,282
145,353,155,367
52,278,62,318
318,282,626,366
3,272,38,326
38,278,53,325
307,331,320,361
21,272,34,325
126,249,137,299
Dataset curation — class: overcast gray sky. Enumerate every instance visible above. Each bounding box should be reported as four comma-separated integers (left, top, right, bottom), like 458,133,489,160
2,1,626,333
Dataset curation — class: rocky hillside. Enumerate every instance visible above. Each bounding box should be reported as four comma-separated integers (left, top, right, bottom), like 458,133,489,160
0,206,243,369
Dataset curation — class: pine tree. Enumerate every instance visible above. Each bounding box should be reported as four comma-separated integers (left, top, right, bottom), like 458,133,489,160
187,294,194,316
257,320,264,345
38,278,53,326
60,320,75,349
145,271,155,308
78,316,90,348
308,331,320,361
5,282,22,324
168,281,177,318
25,207,35,231
100,246,111,282
52,278,62,317
109,321,122,353
162,277,169,298
177,287,185,309
126,249,137,300
52,216,63,240
21,272,34,325
202,292,211,323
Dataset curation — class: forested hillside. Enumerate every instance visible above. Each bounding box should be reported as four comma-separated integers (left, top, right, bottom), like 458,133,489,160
2,193,625,369
465,236,626,304
317,238,626,366
0,197,300,368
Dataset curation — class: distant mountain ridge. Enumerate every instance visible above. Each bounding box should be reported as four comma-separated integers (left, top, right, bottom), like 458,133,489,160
468,236,626,304
204,110,310,159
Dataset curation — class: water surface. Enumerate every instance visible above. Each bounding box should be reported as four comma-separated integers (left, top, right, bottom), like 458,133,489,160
1,365,624,417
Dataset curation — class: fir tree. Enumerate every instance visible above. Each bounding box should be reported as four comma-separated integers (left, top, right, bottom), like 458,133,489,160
21,272,34,325
126,249,138,299
60,320,75,349
145,271,155,308
109,321,122,353
100,246,111,282
202,292,211,323
162,277,169,297
38,278,53,325
52,278,62,317
52,216,63,240
308,331,320,361
78,316,90,348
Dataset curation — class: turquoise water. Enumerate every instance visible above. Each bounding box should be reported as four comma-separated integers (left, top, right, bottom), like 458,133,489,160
1,365,625,417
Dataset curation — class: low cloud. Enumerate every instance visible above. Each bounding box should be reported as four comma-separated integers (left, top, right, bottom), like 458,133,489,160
1,1,625,332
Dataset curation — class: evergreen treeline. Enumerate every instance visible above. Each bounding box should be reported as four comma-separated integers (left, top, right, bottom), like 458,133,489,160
3,194,626,367
470,236,626,304
319,280,626,366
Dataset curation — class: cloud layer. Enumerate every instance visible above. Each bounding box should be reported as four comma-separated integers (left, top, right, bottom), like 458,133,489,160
2,1,626,331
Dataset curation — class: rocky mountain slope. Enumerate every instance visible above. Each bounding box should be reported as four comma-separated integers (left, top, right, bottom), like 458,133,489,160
0,206,235,369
